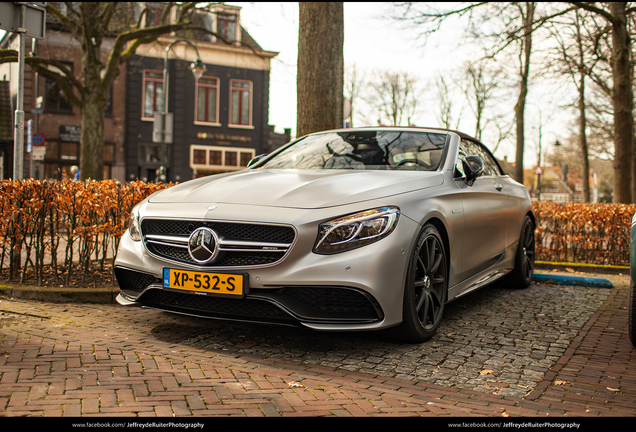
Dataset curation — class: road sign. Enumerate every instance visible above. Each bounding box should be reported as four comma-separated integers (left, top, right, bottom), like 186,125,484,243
153,112,174,144
0,2,47,39
27,119,32,152
32,132,45,146
32,146,46,160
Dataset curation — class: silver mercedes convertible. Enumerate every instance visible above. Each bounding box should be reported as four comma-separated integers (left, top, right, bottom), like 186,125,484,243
114,127,535,342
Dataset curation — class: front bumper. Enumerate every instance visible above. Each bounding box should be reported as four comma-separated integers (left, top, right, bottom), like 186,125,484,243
114,205,420,331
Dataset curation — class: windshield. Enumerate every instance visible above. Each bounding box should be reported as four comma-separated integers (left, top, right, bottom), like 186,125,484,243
260,130,447,171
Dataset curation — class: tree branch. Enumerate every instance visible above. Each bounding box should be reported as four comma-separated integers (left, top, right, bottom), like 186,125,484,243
568,2,618,25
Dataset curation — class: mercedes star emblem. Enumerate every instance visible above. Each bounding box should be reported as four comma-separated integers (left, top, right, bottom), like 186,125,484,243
188,227,219,264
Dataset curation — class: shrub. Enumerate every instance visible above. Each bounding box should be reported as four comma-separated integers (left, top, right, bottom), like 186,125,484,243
533,201,636,267
0,179,171,285
1,180,634,287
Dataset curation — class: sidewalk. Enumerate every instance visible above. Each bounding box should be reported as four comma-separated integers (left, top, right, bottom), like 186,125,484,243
0,274,634,421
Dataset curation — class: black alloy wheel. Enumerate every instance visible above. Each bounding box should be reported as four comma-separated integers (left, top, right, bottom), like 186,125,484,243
391,224,448,343
508,215,535,289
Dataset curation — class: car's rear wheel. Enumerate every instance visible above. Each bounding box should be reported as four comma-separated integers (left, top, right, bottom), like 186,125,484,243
506,215,535,289
391,224,448,343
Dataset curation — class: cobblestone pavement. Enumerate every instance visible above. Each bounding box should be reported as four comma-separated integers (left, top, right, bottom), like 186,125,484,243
0,274,635,418
185,282,610,399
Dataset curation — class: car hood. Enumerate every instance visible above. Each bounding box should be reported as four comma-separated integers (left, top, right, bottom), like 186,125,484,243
149,169,444,209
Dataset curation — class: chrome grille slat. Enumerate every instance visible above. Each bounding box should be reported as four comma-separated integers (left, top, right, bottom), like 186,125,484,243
141,219,296,267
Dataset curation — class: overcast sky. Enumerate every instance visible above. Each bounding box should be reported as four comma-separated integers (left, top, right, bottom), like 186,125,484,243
233,2,467,132
1,3,574,167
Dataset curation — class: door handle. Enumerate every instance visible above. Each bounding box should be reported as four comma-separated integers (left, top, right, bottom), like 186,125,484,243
494,183,503,191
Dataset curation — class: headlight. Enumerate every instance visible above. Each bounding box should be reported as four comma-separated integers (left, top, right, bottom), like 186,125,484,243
313,206,400,254
128,204,141,241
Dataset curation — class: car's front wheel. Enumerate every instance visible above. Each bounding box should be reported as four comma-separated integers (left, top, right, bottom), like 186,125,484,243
391,223,448,343
506,215,535,289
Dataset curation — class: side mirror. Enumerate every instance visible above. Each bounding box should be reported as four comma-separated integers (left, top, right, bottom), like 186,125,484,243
247,154,268,168
462,155,484,186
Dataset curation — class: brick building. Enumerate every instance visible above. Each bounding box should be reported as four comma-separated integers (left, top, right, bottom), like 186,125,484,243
0,25,127,180
125,3,284,182
0,3,289,181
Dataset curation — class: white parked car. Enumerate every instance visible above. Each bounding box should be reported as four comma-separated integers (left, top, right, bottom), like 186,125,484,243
115,127,535,342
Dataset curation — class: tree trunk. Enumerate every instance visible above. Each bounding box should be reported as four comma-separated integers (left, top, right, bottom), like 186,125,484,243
296,2,344,137
576,12,591,203
609,3,634,203
77,3,106,180
513,3,534,184
80,95,105,180
578,72,591,202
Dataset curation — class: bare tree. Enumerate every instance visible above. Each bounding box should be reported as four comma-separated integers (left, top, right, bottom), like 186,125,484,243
365,70,421,126
435,74,457,129
296,2,344,137
569,2,635,203
460,60,505,141
345,63,366,127
391,2,576,184
546,10,604,202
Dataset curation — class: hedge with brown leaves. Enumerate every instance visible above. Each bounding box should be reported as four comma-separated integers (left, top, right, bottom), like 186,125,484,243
1,180,634,287
0,179,171,285
533,201,636,267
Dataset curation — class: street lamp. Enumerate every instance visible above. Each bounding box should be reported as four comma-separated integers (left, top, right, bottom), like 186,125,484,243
156,39,207,182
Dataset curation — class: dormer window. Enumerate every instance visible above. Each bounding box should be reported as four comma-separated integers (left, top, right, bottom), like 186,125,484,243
146,6,165,27
217,14,237,42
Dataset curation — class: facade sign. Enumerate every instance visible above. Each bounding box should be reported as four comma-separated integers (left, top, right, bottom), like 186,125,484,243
197,132,252,143
60,125,81,142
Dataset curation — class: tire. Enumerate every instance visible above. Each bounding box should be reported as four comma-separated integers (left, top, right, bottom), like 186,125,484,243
390,224,448,343
506,215,535,289
629,276,636,347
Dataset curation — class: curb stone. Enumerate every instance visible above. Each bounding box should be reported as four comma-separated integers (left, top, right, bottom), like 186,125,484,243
532,273,613,288
0,284,119,304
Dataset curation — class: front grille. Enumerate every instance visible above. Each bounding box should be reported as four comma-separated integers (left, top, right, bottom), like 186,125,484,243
141,219,295,267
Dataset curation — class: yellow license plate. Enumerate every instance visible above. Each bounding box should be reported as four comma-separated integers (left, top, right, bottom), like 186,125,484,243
163,268,245,297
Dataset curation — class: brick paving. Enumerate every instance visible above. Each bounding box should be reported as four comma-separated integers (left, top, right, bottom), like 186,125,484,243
0,274,635,421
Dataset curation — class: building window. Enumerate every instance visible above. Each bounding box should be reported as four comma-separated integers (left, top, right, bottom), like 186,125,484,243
146,6,165,27
61,142,79,160
139,143,166,164
217,13,237,42
105,85,113,116
45,62,74,113
142,70,164,120
229,80,252,127
193,148,207,165
225,151,237,166
195,76,219,125
209,150,222,165
190,144,255,174
104,143,115,163
240,152,253,167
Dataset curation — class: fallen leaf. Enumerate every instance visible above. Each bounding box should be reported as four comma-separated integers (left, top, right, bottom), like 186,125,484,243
607,387,620,392
480,369,494,375
554,380,569,386
287,381,304,388
502,412,511,417
566,268,575,273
